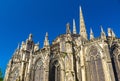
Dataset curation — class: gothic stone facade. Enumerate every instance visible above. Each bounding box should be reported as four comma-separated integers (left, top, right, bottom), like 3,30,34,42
4,7,120,81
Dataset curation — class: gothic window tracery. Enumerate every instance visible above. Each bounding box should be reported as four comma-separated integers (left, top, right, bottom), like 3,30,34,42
34,59,44,81
50,60,60,81
88,46,105,81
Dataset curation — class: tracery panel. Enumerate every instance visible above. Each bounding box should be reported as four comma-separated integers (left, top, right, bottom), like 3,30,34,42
34,59,44,81
88,46,105,81
50,60,60,81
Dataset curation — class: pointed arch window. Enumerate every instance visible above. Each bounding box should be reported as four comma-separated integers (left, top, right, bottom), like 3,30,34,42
34,59,44,81
88,46,105,81
50,60,60,81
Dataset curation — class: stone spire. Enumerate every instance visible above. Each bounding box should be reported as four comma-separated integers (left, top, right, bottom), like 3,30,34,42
101,26,106,39
28,33,33,41
112,30,116,37
79,6,88,40
101,26,104,33
108,28,112,37
108,28,116,37
44,32,50,47
90,28,94,40
73,19,77,34
66,23,71,34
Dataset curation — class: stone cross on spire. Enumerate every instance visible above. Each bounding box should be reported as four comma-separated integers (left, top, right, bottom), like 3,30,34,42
79,6,88,40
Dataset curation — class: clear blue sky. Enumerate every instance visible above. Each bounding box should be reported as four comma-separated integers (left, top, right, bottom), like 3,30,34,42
0,0,120,76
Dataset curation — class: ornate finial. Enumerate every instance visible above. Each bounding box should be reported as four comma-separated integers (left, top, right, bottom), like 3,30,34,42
22,41,25,45
73,19,77,34
21,41,25,50
45,32,48,38
90,28,94,40
108,28,112,37
66,23,71,34
79,6,88,40
100,26,106,39
44,32,49,47
101,26,104,33
28,33,33,41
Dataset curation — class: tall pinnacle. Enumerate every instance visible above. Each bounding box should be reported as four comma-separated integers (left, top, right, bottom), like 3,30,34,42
101,26,106,39
90,28,94,40
108,28,112,37
108,28,116,37
28,33,33,41
44,32,49,47
101,26,104,33
66,23,71,34
73,19,77,34
79,6,88,40
112,30,116,37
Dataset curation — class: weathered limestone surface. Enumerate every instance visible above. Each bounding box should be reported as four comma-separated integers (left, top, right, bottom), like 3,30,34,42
4,7,120,81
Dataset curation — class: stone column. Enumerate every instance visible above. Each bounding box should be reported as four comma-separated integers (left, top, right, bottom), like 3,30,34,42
26,51,32,81
20,52,26,81
55,65,58,81
80,45,86,81
60,69,65,81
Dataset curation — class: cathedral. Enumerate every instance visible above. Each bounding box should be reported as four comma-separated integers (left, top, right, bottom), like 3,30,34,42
4,7,120,81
